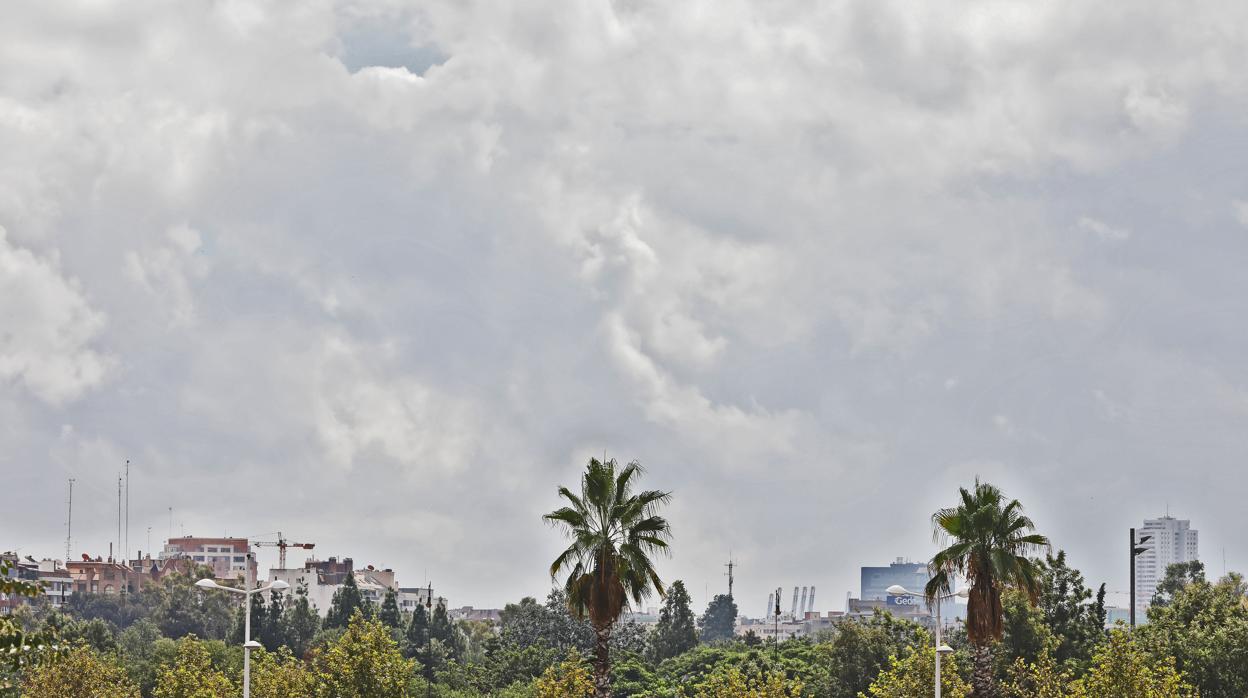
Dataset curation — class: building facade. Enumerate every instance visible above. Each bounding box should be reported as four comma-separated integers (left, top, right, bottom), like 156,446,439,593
861,558,936,601
160,537,257,581
1135,516,1198,619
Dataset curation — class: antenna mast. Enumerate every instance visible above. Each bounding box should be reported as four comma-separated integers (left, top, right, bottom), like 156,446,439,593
125,460,130,563
723,554,736,599
65,478,75,562
116,474,122,563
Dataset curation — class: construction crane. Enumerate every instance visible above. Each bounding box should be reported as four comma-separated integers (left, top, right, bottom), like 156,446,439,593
254,532,315,570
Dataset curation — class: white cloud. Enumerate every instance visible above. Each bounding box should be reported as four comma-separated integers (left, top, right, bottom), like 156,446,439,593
4,0,1248,606
1233,200,1248,228
0,227,110,404
1078,216,1130,242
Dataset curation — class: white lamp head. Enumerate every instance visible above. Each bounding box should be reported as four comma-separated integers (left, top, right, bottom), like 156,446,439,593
937,644,955,655
270,579,290,591
953,588,970,599
195,578,218,590
243,640,262,650
886,585,910,596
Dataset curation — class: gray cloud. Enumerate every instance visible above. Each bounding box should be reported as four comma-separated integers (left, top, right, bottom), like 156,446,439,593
3,0,1248,610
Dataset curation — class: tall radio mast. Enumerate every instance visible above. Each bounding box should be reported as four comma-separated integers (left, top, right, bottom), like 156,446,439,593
65,478,75,562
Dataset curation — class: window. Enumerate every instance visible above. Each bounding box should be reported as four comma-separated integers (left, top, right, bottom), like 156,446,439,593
193,556,205,561
233,556,245,562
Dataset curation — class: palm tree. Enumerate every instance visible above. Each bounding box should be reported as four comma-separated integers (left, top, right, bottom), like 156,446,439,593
925,479,1049,698
545,458,672,697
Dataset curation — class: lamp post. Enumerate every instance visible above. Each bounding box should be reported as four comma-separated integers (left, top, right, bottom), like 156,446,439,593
196,557,289,698
1129,528,1153,627
888,584,967,698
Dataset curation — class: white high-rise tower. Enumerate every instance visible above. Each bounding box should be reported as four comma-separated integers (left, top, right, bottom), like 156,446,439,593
1135,515,1198,619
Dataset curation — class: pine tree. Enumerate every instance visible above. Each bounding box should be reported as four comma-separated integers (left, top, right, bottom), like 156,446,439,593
379,588,401,628
282,583,320,658
232,587,268,644
430,599,460,659
325,573,364,629
650,580,697,661
261,588,285,651
404,603,429,658
699,594,738,643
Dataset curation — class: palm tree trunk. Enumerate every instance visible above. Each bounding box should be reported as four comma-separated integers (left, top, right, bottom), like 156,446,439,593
593,622,612,698
971,643,996,698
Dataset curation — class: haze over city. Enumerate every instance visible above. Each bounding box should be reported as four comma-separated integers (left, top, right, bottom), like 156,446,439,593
6,0,1248,617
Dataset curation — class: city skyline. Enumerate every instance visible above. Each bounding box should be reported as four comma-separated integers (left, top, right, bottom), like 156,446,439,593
5,1,1248,612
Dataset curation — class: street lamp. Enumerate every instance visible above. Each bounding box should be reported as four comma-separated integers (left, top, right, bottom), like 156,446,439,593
888,584,968,698
196,564,289,698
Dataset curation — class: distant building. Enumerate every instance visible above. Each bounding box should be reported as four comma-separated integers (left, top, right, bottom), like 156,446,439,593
1,553,41,614
269,556,445,618
1135,516,1198,619
399,587,447,615
35,559,74,608
67,558,147,595
452,607,503,623
861,558,939,601
160,537,256,581
1104,606,1130,628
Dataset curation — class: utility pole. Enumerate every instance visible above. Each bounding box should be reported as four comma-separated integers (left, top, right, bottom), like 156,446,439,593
65,478,75,562
724,555,736,599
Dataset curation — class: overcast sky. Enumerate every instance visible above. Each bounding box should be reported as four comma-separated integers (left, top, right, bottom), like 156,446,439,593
4,0,1248,613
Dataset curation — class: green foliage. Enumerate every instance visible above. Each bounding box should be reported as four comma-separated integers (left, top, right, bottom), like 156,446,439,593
863,643,971,698
695,665,804,697
0,557,61,679
812,612,926,698
261,588,286,651
533,649,594,698
283,583,321,657
1035,551,1106,671
406,602,431,657
458,619,496,664
250,646,315,698
59,616,118,654
651,580,697,661
1001,643,1072,698
310,611,415,698
1070,629,1196,697
147,571,236,640
699,594,738,644
20,644,140,698
432,600,461,658
324,573,364,629
153,635,235,698
1151,560,1206,608
998,586,1052,673
229,585,267,645
1138,571,1248,697
379,588,402,628
116,619,166,696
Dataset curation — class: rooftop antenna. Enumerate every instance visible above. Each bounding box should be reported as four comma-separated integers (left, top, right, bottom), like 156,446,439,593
116,474,122,563
168,507,173,540
65,478,75,562
125,460,130,563
724,553,736,599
